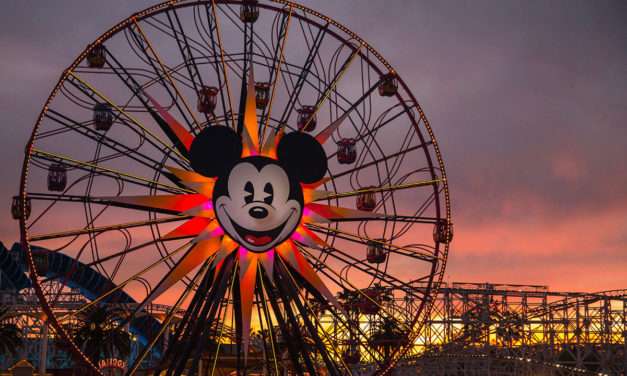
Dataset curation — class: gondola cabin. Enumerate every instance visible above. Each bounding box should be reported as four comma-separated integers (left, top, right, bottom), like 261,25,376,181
337,138,357,164
93,103,114,131
47,164,67,192
197,86,219,114
297,105,317,132
239,0,259,23
378,72,398,97
356,287,384,315
11,196,31,220
367,239,387,264
255,82,270,109
433,221,454,243
356,187,377,211
87,44,106,68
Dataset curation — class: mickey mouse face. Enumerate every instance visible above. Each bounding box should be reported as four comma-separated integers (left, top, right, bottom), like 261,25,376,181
189,126,327,253
214,157,302,252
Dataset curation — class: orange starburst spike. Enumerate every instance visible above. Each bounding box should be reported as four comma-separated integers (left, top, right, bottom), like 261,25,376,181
193,220,223,242
103,194,208,214
305,202,384,221
258,249,275,283
137,237,222,312
260,126,283,158
212,236,239,283
292,224,328,249
276,240,341,312
181,204,215,219
162,217,213,240
144,92,194,150
301,177,332,191
302,188,334,204
166,166,215,184
241,69,260,157
165,167,216,197
301,207,332,223
315,111,349,145
182,182,214,198
238,248,259,361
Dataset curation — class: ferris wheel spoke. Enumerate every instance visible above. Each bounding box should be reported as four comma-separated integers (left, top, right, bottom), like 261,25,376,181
332,139,433,181
130,238,223,326
279,258,383,373
28,216,187,242
316,179,441,202
43,109,187,177
325,103,407,161
168,258,236,375
300,44,363,132
131,19,201,130
164,9,213,124
260,6,293,144
254,273,281,375
298,244,425,303
25,193,195,219
31,148,189,194
261,271,317,375
278,20,328,126
67,240,194,319
67,72,190,162
299,248,412,334
306,224,438,263
276,256,379,371
273,261,346,375
102,49,196,160
127,261,210,376
208,0,236,129
314,78,381,147
82,238,161,269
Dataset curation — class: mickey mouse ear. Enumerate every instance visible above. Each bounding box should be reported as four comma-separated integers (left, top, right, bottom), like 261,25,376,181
276,132,327,184
190,125,242,177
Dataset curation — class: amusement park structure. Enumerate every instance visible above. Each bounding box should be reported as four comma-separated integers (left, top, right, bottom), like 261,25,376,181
1,243,625,375
5,0,624,375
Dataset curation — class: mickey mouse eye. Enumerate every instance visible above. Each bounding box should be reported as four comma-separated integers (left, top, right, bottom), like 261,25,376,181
244,181,254,204
263,183,274,205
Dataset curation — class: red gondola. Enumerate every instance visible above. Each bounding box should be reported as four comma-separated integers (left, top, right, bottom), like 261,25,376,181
378,72,398,97
356,187,376,211
433,221,454,243
87,44,106,68
255,82,270,109
297,105,317,132
239,0,259,23
337,138,357,164
367,239,387,264
11,196,31,220
197,86,219,114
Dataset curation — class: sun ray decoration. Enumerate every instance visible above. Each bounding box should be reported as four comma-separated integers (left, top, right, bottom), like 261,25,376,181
102,73,382,357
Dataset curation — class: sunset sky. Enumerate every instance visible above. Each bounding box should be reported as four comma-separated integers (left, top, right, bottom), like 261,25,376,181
1,0,625,293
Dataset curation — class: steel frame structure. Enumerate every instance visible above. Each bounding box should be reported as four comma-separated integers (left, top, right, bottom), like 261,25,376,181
17,1,451,374
2,281,624,375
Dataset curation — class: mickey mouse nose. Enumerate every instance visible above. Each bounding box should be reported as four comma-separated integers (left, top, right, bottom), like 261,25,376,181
249,206,268,219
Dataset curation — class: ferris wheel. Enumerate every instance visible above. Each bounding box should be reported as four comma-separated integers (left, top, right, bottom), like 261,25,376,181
16,1,452,374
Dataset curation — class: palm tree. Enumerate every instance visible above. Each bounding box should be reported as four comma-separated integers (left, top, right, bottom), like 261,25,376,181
69,306,130,371
0,307,22,358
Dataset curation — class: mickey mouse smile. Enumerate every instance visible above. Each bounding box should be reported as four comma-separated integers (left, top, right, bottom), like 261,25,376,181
221,206,297,248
